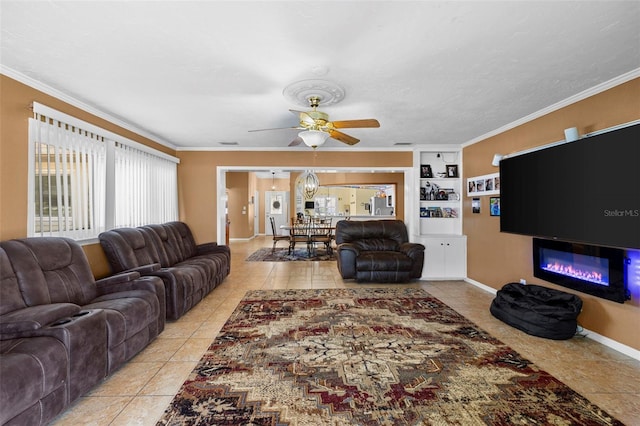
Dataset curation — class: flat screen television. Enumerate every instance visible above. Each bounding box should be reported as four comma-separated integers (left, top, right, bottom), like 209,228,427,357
500,123,640,249
304,201,315,209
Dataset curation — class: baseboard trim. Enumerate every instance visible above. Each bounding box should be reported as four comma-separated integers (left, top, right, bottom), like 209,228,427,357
576,327,640,361
464,278,640,361
464,278,498,295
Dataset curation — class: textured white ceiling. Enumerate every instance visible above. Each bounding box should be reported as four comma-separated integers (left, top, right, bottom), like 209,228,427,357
1,1,639,150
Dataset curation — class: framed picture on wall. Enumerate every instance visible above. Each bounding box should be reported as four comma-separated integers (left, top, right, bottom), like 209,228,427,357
472,197,481,214
420,164,433,178
446,164,458,178
467,172,500,196
490,197,501,216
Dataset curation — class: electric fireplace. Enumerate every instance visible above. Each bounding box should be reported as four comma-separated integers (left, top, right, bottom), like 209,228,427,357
533,238,629,303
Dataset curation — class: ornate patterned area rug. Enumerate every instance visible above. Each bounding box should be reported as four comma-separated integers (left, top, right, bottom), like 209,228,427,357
246,247,336,262
157,288,623,426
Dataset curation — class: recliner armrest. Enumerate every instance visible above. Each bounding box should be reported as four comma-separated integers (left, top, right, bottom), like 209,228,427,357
196,242,230,256
96,271,141,286
127,263,162,275
95,270,164,297
335,243,360,279
400,242,425,258
336,242,360,256
0,303,81,338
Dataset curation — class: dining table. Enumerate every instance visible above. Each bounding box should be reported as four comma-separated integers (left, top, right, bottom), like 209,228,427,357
280,221,336,255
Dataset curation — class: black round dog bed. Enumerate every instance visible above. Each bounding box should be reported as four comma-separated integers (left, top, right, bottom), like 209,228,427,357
490,283,583,340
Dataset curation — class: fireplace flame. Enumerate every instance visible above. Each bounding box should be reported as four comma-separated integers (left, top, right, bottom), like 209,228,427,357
543,262,607,286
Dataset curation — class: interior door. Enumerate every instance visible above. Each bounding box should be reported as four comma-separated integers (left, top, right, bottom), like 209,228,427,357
265,191,289,236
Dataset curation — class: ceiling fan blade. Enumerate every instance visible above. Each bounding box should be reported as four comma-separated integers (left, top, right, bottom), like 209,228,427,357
289,109,315,125
248,126,302,132
331,119,380,129
329,129,359,145
288,136,303,146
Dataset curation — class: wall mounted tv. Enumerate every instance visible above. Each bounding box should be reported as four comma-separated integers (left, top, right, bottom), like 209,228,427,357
500,123,639,249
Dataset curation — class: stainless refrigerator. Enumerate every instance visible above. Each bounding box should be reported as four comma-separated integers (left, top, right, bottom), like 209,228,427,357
370,197,394,216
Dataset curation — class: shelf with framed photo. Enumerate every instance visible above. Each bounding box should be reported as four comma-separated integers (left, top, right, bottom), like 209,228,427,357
413,148,465,279
416,155,462,234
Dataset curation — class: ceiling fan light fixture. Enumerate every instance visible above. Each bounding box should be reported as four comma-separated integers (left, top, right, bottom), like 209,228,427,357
298,130,329,148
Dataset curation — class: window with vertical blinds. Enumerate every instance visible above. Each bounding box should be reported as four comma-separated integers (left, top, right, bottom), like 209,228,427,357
113,143,178,228
29,115,107,239
28,103,179,240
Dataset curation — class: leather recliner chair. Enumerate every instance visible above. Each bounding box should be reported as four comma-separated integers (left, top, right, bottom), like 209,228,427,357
335,220,425,283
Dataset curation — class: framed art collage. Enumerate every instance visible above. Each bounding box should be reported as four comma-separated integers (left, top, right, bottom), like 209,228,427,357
467,172,500,197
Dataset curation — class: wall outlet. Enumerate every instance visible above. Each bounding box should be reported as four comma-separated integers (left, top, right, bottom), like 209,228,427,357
519,278,527,285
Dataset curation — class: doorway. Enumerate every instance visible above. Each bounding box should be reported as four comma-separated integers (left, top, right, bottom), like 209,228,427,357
216,167,413,245
265,191,289,236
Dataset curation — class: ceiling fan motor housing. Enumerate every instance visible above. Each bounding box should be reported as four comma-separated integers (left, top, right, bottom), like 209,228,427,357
300,110,329,130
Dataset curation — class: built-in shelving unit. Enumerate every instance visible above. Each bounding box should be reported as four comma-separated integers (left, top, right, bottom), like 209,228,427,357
413,148,467,280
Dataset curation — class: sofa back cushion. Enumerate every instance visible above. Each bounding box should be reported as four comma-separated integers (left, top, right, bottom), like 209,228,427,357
0,247,27,315
142,225,176,267
352,239,400,252
164,222,199,261
335,220,409,249
1,238,97,306
99,227,162,272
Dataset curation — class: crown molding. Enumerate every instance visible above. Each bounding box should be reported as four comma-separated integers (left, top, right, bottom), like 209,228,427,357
1,65,177,150
462,68,640,148
175,146,415,152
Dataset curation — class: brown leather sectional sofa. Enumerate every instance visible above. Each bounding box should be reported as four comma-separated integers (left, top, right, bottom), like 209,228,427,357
98,221,230,320
0,221,230,425
0,238,166,425
335,219,425,283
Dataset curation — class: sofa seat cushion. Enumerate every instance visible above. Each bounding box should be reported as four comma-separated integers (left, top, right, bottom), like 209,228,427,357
356,251,413,271
83,290,158,346
0,337,68,425
174,258,214,282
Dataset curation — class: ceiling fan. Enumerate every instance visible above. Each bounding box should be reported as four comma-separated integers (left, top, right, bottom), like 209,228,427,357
249,96,380,148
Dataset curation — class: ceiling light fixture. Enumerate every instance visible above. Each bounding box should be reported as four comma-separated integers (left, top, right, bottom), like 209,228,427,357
297,170,320,198
298,130,330,148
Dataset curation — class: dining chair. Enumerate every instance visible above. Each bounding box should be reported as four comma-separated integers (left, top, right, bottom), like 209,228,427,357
269,216,289,252
288,218,311,255
309,217,333,254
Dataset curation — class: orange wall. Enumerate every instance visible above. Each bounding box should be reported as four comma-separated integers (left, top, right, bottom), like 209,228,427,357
463,78,640,350
176,151,411,243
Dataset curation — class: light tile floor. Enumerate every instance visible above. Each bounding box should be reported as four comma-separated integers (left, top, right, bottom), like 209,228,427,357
52,236,640,425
